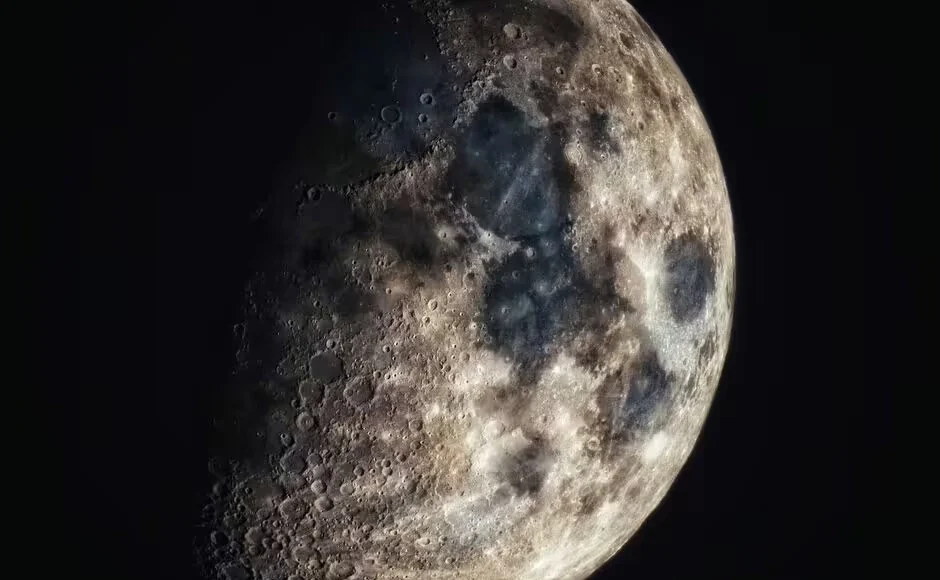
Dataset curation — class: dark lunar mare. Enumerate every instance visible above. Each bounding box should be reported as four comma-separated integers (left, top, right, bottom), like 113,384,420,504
448,96,558,238
621,351,673,432
586,111,621,155
663,233,716,323
444,92,683,494
448,96,637,384
500,437,553,496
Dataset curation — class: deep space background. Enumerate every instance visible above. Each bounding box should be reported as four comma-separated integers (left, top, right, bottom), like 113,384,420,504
62,1,896,578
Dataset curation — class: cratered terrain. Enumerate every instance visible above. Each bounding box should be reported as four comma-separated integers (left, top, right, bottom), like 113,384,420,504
196,1,735,579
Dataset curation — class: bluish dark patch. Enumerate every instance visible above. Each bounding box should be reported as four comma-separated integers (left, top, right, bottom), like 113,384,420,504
481,240,579,363
448,96,567,239
586,110,620,154
621,351,672,431
448,96,634,370
664,233,716,323
500,437,551,496
528,79,560,118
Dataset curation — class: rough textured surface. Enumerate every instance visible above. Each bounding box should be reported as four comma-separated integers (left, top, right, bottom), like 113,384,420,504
196,1,735,579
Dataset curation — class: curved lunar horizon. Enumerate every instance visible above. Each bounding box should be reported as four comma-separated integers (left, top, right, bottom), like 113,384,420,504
198,1,735,579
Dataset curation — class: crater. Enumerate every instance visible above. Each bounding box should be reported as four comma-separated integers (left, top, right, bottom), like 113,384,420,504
308,351,343,383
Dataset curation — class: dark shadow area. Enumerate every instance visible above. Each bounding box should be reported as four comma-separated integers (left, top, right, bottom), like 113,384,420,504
68,2,444,579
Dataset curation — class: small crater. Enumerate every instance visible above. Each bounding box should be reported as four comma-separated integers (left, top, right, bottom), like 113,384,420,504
308,464,330,481
503,23,522,39
503,55,517,69
295,411,316,431
380,105,402,124
314,496,334,512
419,92,434,105
306,186,323,203
280,446,307,473
278,497,307,521
417,113,429,123
291,545,319,565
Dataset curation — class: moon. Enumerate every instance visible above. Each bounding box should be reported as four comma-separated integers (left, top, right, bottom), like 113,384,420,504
198,1,734,579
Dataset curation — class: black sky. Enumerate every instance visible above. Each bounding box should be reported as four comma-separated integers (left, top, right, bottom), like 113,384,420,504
64,1,894,578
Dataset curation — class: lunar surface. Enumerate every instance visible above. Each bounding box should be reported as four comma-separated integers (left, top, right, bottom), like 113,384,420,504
197,1,734,579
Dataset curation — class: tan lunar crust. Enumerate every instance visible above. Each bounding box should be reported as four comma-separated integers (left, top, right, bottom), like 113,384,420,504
198,2,734,580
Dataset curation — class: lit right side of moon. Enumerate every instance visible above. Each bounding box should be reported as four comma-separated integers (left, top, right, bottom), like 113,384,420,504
199,1,735,579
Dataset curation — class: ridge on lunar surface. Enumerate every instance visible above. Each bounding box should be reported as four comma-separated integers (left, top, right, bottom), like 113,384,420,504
197,1,734,579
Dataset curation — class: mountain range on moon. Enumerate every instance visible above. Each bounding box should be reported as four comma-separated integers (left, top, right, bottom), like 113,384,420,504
196,1,735,579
